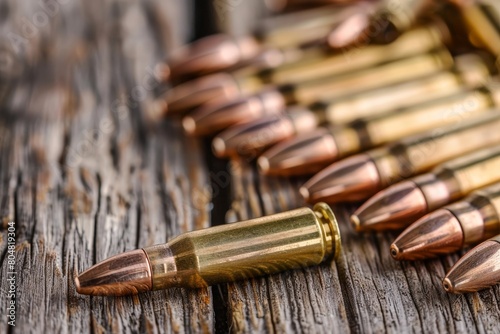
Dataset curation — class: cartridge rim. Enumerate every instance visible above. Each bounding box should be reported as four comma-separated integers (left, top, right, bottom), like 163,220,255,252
313,202,342,260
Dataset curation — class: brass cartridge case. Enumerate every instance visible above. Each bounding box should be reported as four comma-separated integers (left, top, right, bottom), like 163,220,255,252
286,48,454,105
323,53,491,124
145,203,340,290
373,112,500,188
75,203,341,295
344,82,500,152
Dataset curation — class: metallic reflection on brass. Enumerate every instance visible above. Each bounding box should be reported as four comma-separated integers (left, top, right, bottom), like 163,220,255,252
76,203,341,295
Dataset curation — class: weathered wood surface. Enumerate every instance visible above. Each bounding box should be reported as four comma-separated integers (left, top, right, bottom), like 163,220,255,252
0,0,500,333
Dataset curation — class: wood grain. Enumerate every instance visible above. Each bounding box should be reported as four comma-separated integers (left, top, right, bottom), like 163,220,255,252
0,0,499,333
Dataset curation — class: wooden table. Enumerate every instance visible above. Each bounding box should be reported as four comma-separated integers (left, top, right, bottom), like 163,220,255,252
0,0,499,332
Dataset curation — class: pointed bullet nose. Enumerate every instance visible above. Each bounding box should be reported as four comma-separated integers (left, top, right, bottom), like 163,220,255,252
389,243,400,259
350,214,362,232
212,107,319,157
211,115,294,157
258,155,271,173
302,154,380,203
443,237,500,293
183,91,285,136
166,73,240,114
352,181,428,232
75,249,152,296
212,136,228,158
299,186,310,203
258,128,339,176
327,10,371,49
152,62,171,83
391,209,463,261
169,34,260,78
442,278,455,293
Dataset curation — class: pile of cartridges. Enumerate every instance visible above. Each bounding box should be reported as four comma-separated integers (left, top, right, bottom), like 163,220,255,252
159,0,500,294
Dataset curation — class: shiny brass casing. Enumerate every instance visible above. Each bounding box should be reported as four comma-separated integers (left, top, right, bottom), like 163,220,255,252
324,53,490,124
290,49,454,104
371,112,500,188
144,203,341,290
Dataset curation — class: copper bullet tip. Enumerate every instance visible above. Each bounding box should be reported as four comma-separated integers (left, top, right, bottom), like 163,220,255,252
75,249,152,296
183,91,285,136
74,274,81,292
153,62,171,82
182,116,196,134
169,35,260,78
258,128,339,176
352,181,428,232
442,278,454,293
389,244,400,259
350,214,362,232
147,99,168,120
327,8,372,49
299,186,310,203
302,154,380,203
391,209,463,261
443,237,500,293
212,108,319,156
257,156,270,173
212,137,226,158
166,73,240,114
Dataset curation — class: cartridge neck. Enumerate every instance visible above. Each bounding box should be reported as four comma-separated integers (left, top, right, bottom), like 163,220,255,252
413,172,457,212
446,197,492,245
143,244,180,290
369,147,400,188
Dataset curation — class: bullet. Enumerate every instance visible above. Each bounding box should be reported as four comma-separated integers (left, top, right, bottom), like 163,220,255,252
75,203,341,296
259,75,500,176
354,146,500,232
183,90,286,136
350,0,436,47
168,24,449,113
442,234,500,293
167,3,371,80
391,182,500,261
212,107,319,158
300,112,500,204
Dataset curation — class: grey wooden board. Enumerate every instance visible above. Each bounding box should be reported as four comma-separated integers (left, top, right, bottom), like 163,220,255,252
0,0,500,333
